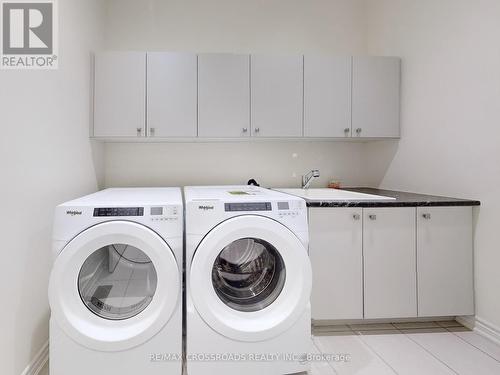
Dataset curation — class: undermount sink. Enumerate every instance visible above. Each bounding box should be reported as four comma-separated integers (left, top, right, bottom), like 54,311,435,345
274,188,396,201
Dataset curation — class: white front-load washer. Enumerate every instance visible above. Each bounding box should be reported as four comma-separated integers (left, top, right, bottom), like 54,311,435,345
49,188,183,375
184,186,312,375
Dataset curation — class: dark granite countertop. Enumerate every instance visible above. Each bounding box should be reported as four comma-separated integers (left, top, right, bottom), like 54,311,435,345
305,187,480,208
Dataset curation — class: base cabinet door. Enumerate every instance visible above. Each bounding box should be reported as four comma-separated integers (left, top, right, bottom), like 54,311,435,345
417,207,474,317
309,208,363,320
363,207,417,319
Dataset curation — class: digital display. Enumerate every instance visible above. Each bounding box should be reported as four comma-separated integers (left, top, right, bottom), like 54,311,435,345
225,202,272,212
150,207,163,215
277,202,290,210
93,207,144,217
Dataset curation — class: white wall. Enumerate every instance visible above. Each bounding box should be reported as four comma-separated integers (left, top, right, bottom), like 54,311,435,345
105,141,372,188
364,0,500,329
0,0,104,373
103,0,376,189
104,0,366,54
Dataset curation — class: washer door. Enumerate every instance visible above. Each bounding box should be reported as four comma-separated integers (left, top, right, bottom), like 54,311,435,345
49,221,180,352
190,215,312,342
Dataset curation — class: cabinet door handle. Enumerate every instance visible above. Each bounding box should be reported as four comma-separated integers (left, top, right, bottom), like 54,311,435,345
254,127,260,134
356,128,362,135
368,214,377,220
352,214,360,221
422,213,431,219
242,128,248,133
344,128,350,136
149,127,155,137
136,128,142,136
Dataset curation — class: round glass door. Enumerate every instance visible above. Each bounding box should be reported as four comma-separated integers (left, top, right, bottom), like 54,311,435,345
78,243,158,320
212,238,286,312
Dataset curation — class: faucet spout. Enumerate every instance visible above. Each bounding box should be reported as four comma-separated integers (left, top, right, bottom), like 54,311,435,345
302,169,320,189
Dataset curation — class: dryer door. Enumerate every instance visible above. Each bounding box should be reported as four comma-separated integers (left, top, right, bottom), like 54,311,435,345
49,221,180,351
190,215,312,342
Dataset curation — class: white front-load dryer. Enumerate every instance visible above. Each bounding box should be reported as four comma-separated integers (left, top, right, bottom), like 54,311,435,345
184,186,312,375
49,188,183,375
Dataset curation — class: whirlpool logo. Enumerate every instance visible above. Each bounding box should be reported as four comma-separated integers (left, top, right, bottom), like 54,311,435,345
198,205,215,211
1,0,58,69
66,210,82,216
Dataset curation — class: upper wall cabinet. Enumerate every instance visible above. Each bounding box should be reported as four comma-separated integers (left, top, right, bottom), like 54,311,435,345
93,52,401,140
94,52,146,138
198,54,250,138
304,56,352,137
251,55,303,137
147,52,197,137
352,57,401,138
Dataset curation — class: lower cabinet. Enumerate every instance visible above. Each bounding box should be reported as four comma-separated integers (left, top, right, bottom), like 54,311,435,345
309,208,363,320
417,207,474,317
363,207,417,319
310,206,474,321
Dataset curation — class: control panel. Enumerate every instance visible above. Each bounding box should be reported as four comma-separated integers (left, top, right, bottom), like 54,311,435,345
276,200,303,219
222,200,302,219
93,207,144,217
92,206,180,222
225,202,272,212
149,206,179,222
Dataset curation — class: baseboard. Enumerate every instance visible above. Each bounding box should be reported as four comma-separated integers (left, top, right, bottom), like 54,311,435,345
313,316,457,326
457,316,500,346
20,341,48,375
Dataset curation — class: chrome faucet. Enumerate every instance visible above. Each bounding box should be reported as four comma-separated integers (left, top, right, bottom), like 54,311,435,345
302,169,320,189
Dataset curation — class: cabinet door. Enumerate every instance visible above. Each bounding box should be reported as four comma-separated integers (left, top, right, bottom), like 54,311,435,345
417,207,474,317
94,52,146,138
364,207,417,319
304,56,352,137
251,55,303,137
309,208,363,320
198,53,250,138
147,52,197,137
352,57,400,138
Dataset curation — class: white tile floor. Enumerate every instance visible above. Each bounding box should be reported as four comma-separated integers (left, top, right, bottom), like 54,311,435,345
310,321,500,375
39,321,500,375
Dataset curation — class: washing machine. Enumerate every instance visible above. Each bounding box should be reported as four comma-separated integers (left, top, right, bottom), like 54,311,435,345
49,188,183,375
184,185,312,375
